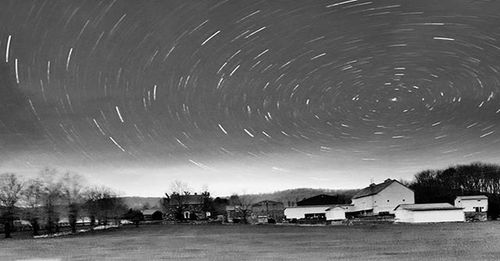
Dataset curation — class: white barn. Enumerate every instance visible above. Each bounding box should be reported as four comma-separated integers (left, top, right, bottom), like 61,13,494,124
454,195,488,213
284,205,352,221
350,179,414,215
394,203,465,223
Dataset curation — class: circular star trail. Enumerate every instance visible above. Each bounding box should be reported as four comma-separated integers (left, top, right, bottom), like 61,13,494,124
1,0,500,195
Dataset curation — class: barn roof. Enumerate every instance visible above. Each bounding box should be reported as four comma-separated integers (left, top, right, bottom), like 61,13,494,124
141,209,162,215
297,194,348,206
394,203,462,211
456,195,488,200
352,179,408,199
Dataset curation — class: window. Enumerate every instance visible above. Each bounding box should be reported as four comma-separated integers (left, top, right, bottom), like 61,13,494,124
387,200,390,202
402,199,405,202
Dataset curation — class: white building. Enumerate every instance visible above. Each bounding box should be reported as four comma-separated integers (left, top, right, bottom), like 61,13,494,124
284,205,352,221
394,203,465,223
325,205,350,221
454,195,488,213
350,179,414,215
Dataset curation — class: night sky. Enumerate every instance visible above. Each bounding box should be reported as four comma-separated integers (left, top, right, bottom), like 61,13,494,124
1,0,500,196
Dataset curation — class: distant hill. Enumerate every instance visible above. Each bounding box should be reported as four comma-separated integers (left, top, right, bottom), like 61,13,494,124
121,197,163,209
121,188,360,209
242,188,360,207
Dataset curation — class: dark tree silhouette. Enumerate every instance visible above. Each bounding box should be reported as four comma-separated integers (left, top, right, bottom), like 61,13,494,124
0,173,23,238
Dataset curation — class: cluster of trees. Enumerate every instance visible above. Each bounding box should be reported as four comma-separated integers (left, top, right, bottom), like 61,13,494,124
0,168,128,238
408,162,500,218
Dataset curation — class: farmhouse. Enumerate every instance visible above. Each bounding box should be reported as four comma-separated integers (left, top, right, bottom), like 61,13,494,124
350,179,414,216
394,203,465,223
164,194,210,220
454,195,488,221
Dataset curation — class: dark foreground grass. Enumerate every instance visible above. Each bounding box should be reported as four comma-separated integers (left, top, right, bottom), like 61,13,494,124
2,221,500,260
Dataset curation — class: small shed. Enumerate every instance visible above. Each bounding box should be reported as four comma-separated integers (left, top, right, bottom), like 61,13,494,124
454,195,488,213
394,203,465,223
455,195,488,221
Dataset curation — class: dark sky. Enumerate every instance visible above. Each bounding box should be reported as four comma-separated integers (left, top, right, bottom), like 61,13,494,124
1,0,500,196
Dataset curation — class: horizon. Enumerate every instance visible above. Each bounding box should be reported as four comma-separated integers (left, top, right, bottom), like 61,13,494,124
2,0,500,198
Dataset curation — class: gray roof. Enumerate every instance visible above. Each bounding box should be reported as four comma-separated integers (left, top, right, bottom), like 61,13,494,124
353,179,409,199
456,195,488,200
394,203,462,211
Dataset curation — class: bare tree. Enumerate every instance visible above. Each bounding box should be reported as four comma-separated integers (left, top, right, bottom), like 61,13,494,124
21,178,43,236
38,168,63,233
60,172,87,233
0,173,24,238
170,180,191,195
83,186,127,227
229,194,255,224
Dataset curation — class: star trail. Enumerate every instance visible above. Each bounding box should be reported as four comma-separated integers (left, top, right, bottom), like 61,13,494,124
1,0,500,196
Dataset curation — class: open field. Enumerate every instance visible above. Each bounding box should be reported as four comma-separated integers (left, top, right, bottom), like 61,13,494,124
2,222,500,260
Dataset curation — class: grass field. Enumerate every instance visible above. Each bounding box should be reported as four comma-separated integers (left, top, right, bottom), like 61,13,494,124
2,222,500,260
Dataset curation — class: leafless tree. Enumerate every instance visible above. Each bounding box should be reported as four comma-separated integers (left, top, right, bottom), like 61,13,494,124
0,173,24,238
60,172,87,233
21,178,43,236
83,186,127,227
229,194,255,224
38,168,63,233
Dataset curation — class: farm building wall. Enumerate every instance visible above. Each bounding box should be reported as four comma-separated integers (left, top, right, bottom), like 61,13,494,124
284,206,329,220
373,182,414,214
351,195,374,213
325,207,346,221
351,181,414,215
454,197,488,212
395,209,465,223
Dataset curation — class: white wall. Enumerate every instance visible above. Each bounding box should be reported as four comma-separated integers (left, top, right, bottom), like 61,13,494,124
351,195,374,212
373,182,414,214
284,206,329,219
455,198,488,212
395,209,465,223
325,207,346,221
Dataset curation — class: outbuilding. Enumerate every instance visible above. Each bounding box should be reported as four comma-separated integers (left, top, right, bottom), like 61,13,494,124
394,203,465,223
455,195,488,221
285,205,351,221
284,205,331,221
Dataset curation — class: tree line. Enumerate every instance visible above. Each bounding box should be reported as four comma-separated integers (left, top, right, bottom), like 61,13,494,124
408,162,500,218
0,168,128,238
